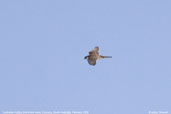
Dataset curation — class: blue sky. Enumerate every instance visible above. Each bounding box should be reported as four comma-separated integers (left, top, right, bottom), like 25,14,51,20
0,0,171,114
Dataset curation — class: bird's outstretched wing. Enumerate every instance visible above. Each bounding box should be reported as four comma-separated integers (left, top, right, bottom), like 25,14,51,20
89,46,99,55
88,59,96,66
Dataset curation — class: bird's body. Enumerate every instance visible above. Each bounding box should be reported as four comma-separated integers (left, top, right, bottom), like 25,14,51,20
84,46,112,66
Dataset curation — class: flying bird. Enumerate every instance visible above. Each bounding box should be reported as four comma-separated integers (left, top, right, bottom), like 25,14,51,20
84,46,112,66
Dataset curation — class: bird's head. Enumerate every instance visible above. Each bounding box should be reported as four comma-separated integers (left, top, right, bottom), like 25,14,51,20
84,56,88,59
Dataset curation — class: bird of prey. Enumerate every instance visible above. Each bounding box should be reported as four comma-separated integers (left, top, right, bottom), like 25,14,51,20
84,46,112,66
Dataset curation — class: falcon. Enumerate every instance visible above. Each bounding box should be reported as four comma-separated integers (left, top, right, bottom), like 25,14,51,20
84,46,112,66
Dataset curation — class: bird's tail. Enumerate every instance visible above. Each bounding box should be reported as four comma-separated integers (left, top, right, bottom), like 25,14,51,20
100,55,112,58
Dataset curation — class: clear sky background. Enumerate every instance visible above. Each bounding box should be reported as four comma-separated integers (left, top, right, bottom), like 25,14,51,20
0,0,171,114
